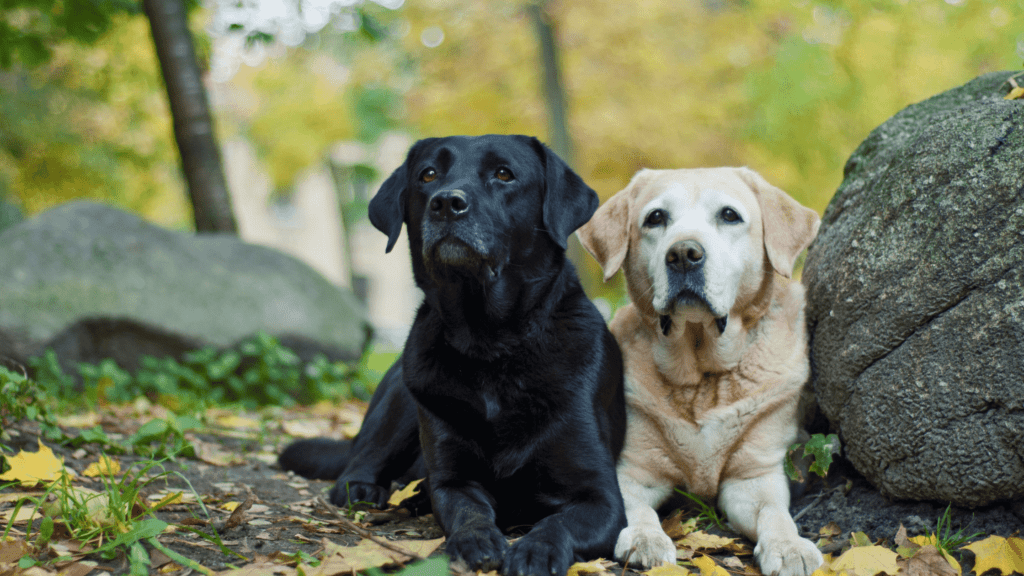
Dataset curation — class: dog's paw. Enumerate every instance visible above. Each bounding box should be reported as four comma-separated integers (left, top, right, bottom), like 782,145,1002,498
755,536,824,576
614,525,676,568
445,523,510,572
502,534,573,576
328,480,389,509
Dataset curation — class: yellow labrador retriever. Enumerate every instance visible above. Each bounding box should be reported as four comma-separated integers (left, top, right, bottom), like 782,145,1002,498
578,168,823,576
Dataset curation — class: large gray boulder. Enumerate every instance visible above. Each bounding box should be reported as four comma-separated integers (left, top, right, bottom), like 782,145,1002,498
802,71,1024,507
0,201,370,373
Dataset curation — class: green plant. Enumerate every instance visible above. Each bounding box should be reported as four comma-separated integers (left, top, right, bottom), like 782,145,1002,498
785,433,841,482
674,488,728,532
29,332,377,413
5,458,181,574
0,365,62,447
932,504,982,559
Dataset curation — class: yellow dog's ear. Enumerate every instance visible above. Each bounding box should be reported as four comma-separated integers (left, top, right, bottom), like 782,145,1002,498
578,178,636,282
739,168,821,278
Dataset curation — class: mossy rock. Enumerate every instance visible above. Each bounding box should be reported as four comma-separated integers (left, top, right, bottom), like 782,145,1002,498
803,70,1024,507
0,201,370,372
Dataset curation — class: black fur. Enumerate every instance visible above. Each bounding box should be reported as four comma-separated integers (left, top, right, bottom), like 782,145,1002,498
279,135,626,576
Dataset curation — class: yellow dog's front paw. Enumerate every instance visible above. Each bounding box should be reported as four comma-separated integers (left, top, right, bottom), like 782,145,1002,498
755,536,824,576
614,525,677,569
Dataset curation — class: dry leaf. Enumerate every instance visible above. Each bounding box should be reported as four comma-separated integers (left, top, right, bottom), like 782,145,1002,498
830,545,900,576
567,559,614,576
679,531,737,553
904,545,958,576
820,523,843,538
306,537,445,575
962,535,1024,576
642,564,691,576
388,478,425,508
56,413,101,428
0,440,66,486
1004,87,1024,100
82,455,121,478
691,555,729,576
720,556,745,569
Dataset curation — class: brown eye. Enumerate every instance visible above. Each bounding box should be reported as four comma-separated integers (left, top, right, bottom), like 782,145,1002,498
721,207,742,223
495,167,514,182
644,209,666,227
420,168,437,183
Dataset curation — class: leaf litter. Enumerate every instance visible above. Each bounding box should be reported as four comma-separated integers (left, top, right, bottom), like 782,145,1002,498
3,400,1023,576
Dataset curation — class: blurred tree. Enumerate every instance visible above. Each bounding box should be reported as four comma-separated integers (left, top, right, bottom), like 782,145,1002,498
143,0,237,233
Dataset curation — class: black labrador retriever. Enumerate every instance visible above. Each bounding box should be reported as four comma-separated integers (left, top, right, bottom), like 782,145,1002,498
279,135,625,576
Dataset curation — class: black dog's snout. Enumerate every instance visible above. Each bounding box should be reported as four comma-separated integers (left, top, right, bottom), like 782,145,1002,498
429,189,469,219
666,240,704,272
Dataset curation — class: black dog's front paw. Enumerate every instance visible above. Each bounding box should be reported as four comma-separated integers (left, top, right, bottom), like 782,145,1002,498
503,534,573,576
446,523,510,572
328,480,389,508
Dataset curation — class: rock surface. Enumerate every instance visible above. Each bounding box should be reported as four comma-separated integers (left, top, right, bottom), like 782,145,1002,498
0,201,370,373
802,71,1024,507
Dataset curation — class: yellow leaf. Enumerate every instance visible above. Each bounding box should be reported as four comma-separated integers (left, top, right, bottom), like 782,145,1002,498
82,456,121,477
56,412,100,428
568,560,613,576
1004,87,1024,100
387,478,424,507
0,440,66,487
679,531,737,552
309,537,445,574
962,536,1024,576
691,555,729,576
221,501,241,512
642,564,691,576
215,414,260,430
830,545,900,576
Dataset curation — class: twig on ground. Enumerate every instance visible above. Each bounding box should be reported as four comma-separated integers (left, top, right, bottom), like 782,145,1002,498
793,491,826,522
315,496,426,562
621,546,635,575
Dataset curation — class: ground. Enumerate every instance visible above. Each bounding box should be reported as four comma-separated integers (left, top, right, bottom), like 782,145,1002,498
1,400,1022,576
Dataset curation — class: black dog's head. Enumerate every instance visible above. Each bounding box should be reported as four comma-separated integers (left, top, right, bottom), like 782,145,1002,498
369,135,597,287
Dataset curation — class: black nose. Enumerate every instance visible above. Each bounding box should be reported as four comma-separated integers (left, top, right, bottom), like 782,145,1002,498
666,240,704,272
429,189,469,220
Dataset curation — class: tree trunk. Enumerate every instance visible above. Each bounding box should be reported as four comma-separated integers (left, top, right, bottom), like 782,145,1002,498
528,2,595,291
143,0,237,234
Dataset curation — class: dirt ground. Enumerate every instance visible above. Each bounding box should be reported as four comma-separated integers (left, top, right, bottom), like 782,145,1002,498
3,410,1023,576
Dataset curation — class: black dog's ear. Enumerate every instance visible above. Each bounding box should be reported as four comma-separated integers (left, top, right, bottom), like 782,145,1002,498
369,142,424,253
531,138,599,250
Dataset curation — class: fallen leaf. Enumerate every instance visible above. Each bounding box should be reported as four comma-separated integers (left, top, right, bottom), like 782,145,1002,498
642,564,691,576
962,535,1024,576
307,537,445,575
214,413,260,430
388,478,425,507
849,532,873,548
661,510,687,539
0,440,66,487
720,556,744,569
0,539,33,563
679,531,737,552
1005,87,1024,100
56,413,101,428
820,523,843,538
82,456,121,478
691,555,729,576
568,559,614,576
830,545,900,576
281,420,326,438
903,545,958,576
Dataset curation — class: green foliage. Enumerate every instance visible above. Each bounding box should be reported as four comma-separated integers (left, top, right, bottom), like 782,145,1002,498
785,433,841,482
0,365,62,447
0,0,140,68
30,332,373,413
933,504,982,559
674,488,728,532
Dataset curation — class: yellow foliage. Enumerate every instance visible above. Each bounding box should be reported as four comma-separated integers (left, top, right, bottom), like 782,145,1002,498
0,439,66,487
642,563,691,576
691,554,729,576
82,455,121,478
387,478,424,507
829,545,900,576
962,535,1024,576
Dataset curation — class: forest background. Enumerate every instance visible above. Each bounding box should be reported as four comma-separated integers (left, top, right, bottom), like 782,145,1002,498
2,0,1023,294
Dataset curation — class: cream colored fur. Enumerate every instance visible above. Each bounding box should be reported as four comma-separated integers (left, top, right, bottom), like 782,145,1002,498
578,168,823,576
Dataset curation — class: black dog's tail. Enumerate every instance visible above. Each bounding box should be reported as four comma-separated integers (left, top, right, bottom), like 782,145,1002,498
278,438,353,480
